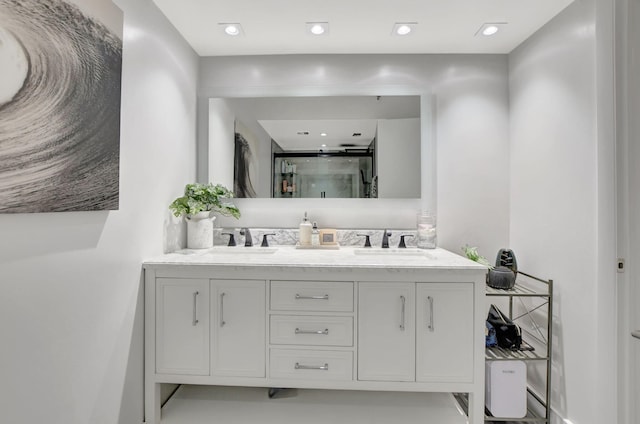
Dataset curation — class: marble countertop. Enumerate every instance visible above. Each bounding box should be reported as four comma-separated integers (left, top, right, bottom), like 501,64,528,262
143,246,487,271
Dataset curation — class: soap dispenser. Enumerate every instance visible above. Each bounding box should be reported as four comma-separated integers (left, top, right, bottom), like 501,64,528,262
311,222,320,247
299,212,312,246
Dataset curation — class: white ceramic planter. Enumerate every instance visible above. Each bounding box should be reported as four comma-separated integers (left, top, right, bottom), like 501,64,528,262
186,211,215,249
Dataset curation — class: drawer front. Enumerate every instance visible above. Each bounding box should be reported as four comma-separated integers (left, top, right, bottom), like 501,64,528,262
270,315,353,346
270,281,354,312
269,349,353,381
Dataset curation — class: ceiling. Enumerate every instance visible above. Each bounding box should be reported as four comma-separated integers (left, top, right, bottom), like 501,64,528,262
152,0,574,56
259,119,378,151
225,95,419,151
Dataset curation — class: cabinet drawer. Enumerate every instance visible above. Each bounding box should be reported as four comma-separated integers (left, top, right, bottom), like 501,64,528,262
270,281,353,312
270,315,353,346
269,349,353,381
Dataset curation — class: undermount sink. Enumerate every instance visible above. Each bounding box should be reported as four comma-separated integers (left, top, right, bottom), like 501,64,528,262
353,248,434,258
208,247,278,254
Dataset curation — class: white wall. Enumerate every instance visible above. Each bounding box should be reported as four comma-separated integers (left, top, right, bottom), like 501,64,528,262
199,54,510,256
0,1,199,423
509,1,617,423
616,0,640,422
377,118,421,198
627,2,640,419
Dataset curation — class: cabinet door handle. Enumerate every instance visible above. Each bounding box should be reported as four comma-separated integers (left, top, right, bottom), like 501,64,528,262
427,296,434,332
192,291,199,326
295,328,329,335
400,295,406,331
220,292,226,327
295,362,329,371
295,294,329,300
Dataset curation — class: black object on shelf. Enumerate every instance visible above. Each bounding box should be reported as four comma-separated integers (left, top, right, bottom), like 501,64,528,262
496,248,518,276
487,266,516,289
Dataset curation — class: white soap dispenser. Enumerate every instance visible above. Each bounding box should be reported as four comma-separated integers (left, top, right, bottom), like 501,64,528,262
299,212,312,246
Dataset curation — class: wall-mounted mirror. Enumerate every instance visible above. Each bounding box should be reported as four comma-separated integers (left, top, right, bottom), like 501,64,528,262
208,96,421,199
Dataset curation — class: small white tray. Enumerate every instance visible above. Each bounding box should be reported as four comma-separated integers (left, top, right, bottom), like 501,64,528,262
295,243,341,250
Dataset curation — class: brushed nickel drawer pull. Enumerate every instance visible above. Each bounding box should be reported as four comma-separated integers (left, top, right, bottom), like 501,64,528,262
427,296,434,332
295,362,329,371
295,294,329,300
400,295,406,331
295,328,329,335
192,291,199,326
220,292,226,327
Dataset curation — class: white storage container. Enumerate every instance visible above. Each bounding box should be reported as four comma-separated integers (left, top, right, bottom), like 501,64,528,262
485,360,527,418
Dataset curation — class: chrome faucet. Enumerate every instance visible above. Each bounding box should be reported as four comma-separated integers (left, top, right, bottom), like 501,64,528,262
240,228,253,247
381,229,392,248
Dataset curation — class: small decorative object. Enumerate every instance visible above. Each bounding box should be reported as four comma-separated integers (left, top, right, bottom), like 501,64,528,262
417,211,437,249
487,266,516,290
463,245,515,289
496,248,518,279
169,183,240,249
486,248,518,289
462,245,492,267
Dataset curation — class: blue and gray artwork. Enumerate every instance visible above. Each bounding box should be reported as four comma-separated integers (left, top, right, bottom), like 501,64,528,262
0,0,122,212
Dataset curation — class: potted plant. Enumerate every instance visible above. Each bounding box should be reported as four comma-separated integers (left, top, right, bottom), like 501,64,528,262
170,183,241,249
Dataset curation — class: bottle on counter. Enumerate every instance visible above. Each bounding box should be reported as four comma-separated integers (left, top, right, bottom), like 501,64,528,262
311,222,320,247
299,212,312,246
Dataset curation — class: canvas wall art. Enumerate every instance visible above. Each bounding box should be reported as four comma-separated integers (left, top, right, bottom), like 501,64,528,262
0,0,123,212
233,119,258,198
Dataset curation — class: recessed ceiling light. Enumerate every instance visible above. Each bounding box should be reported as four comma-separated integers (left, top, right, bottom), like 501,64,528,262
392,22,417,36
219,23,244,36
320,133,327,137
306,22,329,36
476,22,507,37
321,144,327,147
483,25,499,36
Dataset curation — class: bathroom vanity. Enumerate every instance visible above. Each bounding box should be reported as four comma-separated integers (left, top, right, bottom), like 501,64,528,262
143,246,486,424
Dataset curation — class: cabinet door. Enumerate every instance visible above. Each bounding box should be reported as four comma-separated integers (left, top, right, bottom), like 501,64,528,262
156,278,210,375
358,282,415,381
416,283,474,382
211,280,266,377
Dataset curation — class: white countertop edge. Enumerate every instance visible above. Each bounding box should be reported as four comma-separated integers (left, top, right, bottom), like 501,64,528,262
142,246,488,271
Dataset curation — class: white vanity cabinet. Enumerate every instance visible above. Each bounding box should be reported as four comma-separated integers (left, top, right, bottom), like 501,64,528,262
415,283,474,383
143,248,487,424
211,279,265,377
357,282,474,384
358,282,416,381
269,280,355,381
155,278,210,376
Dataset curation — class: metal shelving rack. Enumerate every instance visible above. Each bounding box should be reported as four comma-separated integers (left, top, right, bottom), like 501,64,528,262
456,271,553,423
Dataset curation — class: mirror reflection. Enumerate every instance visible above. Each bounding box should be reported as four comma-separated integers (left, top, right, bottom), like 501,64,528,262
210,96,421,199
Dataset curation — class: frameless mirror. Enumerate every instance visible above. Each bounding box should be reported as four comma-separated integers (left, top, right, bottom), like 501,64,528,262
208,96,421,199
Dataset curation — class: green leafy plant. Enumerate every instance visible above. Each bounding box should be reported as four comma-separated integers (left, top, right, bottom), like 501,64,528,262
462,245,493,268
169,183,241,219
